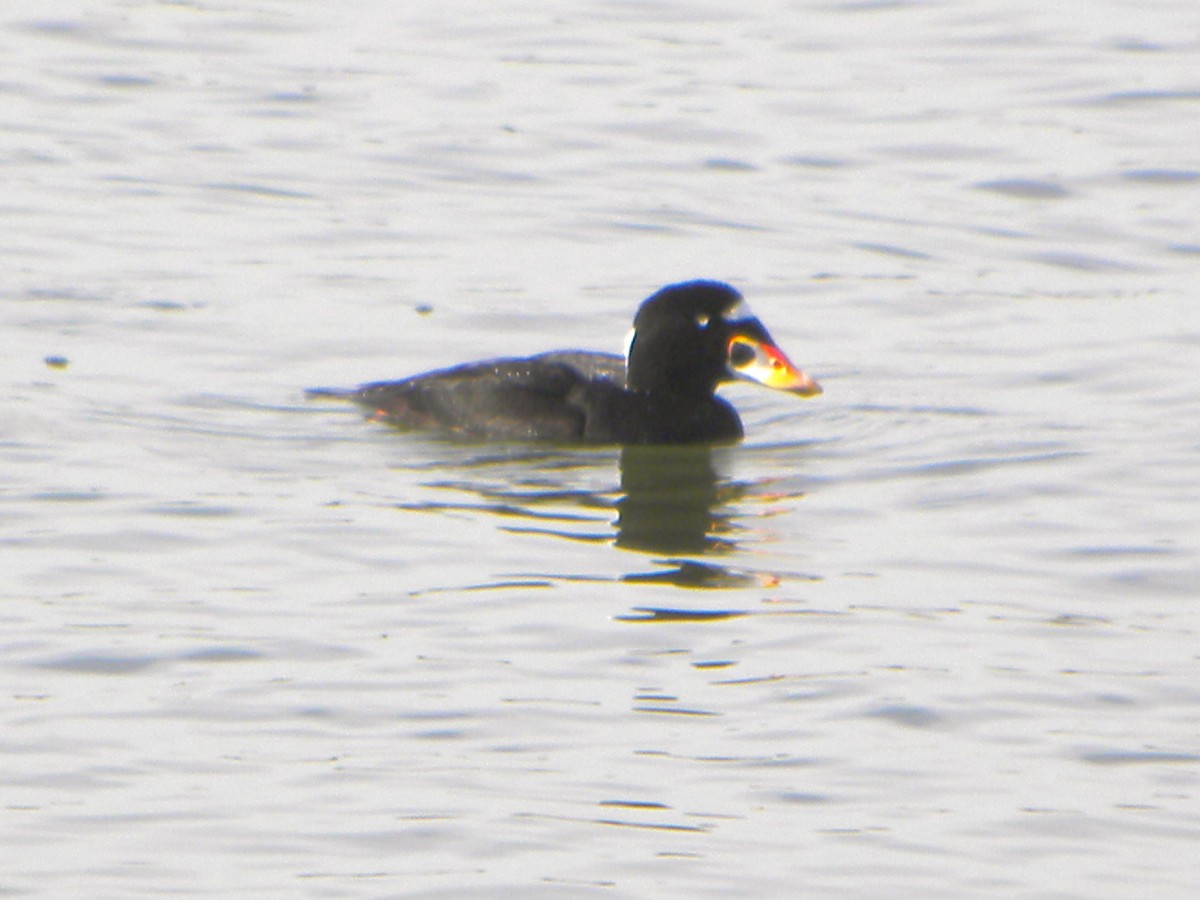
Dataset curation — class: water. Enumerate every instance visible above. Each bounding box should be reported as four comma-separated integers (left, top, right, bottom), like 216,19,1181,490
3,1,1199,897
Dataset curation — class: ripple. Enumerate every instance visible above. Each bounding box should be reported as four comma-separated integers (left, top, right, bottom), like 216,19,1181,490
1081,750,1200,765
621,559,788,589
975,178,1070,199
1120,168,1200,184
1029,251,1143,272
853,241,932,260
863,704,945,729
616,607,748,623
203,182,317,200
33,652,158,674
1091,89,1200,105
703,157,758,172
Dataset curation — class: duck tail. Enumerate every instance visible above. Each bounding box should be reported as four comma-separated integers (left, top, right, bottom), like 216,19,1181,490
304,386,358,401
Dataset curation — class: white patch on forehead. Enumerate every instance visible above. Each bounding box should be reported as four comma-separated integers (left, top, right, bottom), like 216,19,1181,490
725,298,754,322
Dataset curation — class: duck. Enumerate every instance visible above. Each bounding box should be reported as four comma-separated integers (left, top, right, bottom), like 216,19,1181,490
310,280,821,444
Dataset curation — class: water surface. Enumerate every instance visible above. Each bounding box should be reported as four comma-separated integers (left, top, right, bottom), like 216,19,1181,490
3,2,1199,897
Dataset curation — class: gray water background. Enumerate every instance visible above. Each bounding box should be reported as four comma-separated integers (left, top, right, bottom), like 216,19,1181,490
2,1,1199,897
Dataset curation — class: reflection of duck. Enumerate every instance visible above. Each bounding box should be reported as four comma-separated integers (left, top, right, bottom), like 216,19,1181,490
313,281,820,444
616,446,723,552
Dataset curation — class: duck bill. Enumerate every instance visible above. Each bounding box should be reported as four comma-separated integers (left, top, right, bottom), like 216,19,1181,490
728,335,822,397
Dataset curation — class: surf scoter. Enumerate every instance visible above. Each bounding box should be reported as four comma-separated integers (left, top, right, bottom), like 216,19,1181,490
312,280,821,444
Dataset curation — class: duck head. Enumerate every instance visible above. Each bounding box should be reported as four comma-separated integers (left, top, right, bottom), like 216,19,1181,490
625,280,822,399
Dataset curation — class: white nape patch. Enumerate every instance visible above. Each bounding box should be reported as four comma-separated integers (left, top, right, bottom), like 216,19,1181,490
623,326,636,362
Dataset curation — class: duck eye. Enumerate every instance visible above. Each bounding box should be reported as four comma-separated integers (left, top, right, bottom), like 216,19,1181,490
695,313,710,328
728,340,755,367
